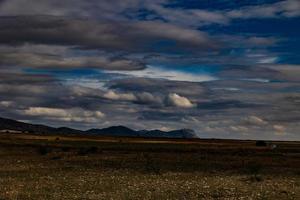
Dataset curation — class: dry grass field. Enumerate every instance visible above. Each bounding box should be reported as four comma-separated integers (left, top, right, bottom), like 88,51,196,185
0,133,299,199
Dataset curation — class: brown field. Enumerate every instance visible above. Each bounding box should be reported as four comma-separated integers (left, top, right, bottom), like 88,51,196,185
0,133,299,200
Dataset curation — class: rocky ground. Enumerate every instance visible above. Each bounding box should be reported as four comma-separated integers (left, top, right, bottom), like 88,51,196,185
0,134,299,199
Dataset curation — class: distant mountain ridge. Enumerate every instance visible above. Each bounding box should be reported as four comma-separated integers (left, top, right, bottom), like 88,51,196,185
0,117,197,138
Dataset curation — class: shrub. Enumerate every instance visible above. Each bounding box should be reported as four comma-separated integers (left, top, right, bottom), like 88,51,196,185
246,161,263,182
37,146,51,155
143,153,160,174
77,148,88,156
61,146,71,152
51,156,61,160
86,146,98,154
247,162,262,174
256,140,267,147
77,146,98,155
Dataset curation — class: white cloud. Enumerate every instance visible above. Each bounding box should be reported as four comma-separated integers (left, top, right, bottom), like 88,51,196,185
159,126,172,132
230,125,249,132
0,101,13,107
245,116,268,125
103,90,137,101
103,90,164,105
111,65,217,82
135,21,213,45
23,107,105,123
257,57,279,64
273,125,286,136
167,93,195,108
136,92,163,104
227,0,300,19
147,4,229,26
262,64,300,82
191,10,229,24
212,87,240,91
247,37,278,46
240,78,270,83
0,0,299,32
0,52,145,70
149,0,300,28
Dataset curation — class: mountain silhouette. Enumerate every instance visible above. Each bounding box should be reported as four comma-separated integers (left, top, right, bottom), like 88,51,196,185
0,117,197,138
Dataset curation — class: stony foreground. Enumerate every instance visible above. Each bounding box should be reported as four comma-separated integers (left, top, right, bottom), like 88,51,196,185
0,133,299,199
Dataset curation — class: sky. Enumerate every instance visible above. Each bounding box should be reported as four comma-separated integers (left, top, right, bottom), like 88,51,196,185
0,0,299,140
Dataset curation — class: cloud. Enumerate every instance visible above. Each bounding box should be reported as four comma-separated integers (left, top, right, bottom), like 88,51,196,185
245,116,268,126
149,0,300,29
110,65,217,82
0,0,299,31
0,69,299,139
109,77,208,100
0,51,146,70
146,4,229,26
0,16,217,53
135,21,214,46
159,126,172,132
227,0,300,19
273,124,285,131
103,90,164,106
257,57,279,64
103,90,137,101
273,124,286,136
247,37,278,46
166,93,195,108
197,100,258,110
0,100,13,107
150,0,300,26
262,64,300,82
0,0,144,18
219,35,279,48
230,125,249,133
23,107,105,123
136,92,163,105
103,89,195,108
0,0,229,27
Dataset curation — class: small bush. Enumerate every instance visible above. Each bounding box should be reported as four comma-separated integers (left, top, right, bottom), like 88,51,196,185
143,153,160,174
61,146,71,152
37,146,51,156
77,147,98,155
246,161,263,182
87,146,98,154
256,140,267,147
51,156,61,160
77,148,88,156
247,162,262,174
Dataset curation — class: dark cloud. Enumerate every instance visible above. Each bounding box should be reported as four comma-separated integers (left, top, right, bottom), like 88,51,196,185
227,0,300,19
197,100,261,110
1,0,299,26
0,16,218,53
0,51,146,70
108,77,207,98
138,110,185,121
216,65,284,80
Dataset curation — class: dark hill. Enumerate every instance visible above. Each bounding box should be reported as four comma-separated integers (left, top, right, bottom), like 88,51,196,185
0,117,197,138
139,129,197,138
0,117,57,134
86,126,139,137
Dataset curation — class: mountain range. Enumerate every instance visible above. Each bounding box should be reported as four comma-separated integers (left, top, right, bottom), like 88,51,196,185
0,117,197,139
